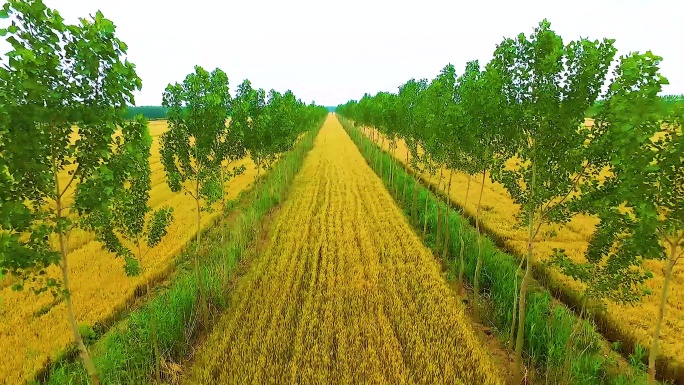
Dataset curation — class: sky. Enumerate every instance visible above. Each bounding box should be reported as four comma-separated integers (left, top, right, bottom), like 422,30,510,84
31,0,684,106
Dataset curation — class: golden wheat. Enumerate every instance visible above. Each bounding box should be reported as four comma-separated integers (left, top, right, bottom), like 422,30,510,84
187,116,502,385
0,120,259,384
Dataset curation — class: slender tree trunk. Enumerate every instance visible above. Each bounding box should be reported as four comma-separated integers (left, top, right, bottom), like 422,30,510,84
375,130,380,172
371,129,376,170
390,143,396,183
442,169,453,261
380,136,386,180
458,174,472,286
146,265,161,384
270,161,276,197
403,150,410,204
509,258,524,350
54,169,100,385
514,163,536,384
473,168,487,320
195,195,209,329
648,242,678,385
436,168,444,249
59,235,100,385
412,179,419,226
220,168,228,287
423,184,430,240
221,167,226,212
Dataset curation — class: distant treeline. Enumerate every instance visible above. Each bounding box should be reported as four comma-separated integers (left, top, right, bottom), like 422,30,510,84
123,98,684,121
122,106,168,120
661,94,684,113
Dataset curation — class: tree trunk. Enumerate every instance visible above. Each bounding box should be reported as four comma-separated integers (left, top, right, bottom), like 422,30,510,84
412,179,419,226
436,168,444,250
220,168,228,287
442,169,453,262
60,237,100,385
221,167,226,212
380,136,386,180
403,151,410,204
195,196,209,329
371,129,376,170
473,168,487,320
146,267,161,383
509,258,523,351
458,174,472,286
648,242,678,385
54,171,100,385
514,208,536,384
375,131,380,172
422,187,429,240
390,143,396,184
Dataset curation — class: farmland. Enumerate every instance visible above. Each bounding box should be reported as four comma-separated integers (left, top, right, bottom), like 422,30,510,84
335,20,684,383
362,123,684,376
0,120,259,384
186,115,503,385
2,0,683,384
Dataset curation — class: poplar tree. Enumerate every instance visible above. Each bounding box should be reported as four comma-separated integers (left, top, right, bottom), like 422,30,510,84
160,66,230,328
0,1,142,382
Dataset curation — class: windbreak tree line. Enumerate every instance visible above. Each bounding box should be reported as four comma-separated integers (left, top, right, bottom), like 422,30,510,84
121,105,168,120
337,20,683,385
160,66,327,339
0,0,328,383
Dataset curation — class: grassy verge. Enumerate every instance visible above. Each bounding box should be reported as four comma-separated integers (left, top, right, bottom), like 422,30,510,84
38,119,325,385
341,117,652,385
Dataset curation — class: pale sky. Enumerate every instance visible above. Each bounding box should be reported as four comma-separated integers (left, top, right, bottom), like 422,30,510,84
28,1,684,106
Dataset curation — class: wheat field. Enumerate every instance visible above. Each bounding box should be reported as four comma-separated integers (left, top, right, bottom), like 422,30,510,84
186,115,503,385
0,120,259,384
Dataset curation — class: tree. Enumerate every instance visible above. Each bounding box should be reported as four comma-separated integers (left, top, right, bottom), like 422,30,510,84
261,90,305,192
160,66,229,329
458,60,512,319
489,20,616,382
233,80,268,182
644,110,683,384
396,80,428,225
579,50,678,385
419,65,456,246
78,116,173,382
0,1,142,383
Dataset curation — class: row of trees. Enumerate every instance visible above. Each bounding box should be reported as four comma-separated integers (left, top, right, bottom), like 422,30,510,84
0,1,327,383
337,20,683,385
160,65,327,335
121,105,168,120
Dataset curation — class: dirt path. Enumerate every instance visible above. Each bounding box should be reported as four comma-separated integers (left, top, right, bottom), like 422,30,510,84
184,115,502,384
